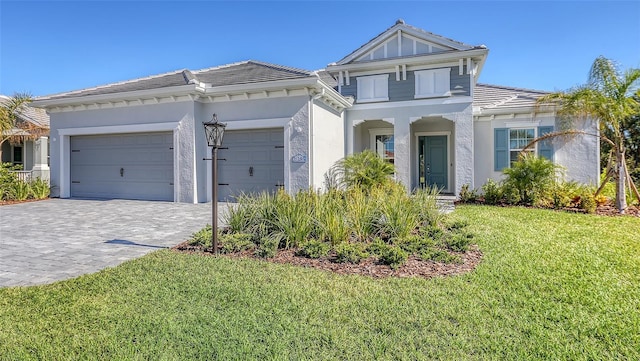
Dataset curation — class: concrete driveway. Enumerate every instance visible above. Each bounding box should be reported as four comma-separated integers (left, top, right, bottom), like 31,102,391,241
0,198,224,287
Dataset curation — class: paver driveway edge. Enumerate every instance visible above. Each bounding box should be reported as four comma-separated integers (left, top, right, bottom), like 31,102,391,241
0,198,226,287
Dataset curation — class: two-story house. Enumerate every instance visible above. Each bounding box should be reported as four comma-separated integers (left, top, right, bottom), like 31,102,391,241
31,20,599,203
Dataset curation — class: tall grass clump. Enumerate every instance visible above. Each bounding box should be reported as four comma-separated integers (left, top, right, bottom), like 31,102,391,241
375,183,420,239
313,190,350,245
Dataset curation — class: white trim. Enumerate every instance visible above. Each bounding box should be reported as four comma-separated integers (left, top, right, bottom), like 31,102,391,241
57,122,180,200
415,68,451,99
350,96,472,111
505,120,540,128
356,74,389,103
224,117,290,130
369,128,394,161
415,131,452,193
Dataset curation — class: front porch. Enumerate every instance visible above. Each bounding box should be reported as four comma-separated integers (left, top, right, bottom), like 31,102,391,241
347,111,473,196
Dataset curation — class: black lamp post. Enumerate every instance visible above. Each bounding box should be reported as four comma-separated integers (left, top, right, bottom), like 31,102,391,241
203,113,226,253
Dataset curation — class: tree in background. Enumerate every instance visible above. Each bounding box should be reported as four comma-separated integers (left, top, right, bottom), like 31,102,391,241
0,92,44,148
534,56,640,213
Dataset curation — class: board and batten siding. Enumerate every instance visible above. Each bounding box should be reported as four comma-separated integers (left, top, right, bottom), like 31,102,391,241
340,66,470,103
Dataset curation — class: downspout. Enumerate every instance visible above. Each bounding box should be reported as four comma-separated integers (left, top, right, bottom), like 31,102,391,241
309,88,325,190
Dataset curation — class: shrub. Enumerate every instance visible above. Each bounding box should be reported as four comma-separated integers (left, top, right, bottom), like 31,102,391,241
334,242,369,264
577,191,597,214
367,237,389,257
220,233,255,254
0,163,21,200
188,225,213,247
547,181,581,209
255,237,279,258
378,245,408,269
481,179,503,205
395,235,436,254
458,184,478,203
442,232,473,252
502,154,562,205
29,178,50,199
10,181,31,201
297,239,330,259
421,226,445,243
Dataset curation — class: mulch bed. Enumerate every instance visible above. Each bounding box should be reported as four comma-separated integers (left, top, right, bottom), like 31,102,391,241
172,241,483,279
0,198,49,206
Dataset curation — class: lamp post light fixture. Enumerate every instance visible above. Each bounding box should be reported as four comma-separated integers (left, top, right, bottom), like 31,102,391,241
203,113,226,253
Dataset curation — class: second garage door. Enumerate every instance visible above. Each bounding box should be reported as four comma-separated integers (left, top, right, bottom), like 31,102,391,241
218,128,284,201
70,132,173,201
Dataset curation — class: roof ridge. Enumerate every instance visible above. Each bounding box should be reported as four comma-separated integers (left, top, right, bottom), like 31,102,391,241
476,83,550,95
37,68,190,100
245,60,314,76
191,60,252,74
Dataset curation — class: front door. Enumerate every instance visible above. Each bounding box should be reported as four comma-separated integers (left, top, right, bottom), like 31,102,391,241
418,135,448,190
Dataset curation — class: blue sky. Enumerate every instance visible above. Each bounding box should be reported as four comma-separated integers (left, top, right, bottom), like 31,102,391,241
1,1,639,97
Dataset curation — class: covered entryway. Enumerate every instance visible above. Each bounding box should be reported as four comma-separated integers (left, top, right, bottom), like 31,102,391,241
217,128,284,201
418,135,448,190
70,132,173,201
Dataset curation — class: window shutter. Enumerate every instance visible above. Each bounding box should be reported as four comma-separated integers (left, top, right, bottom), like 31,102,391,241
494,128,509,171
538,126,554,161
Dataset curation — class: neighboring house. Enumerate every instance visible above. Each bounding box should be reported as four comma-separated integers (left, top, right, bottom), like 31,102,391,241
31,20,599,203
0,95,50,181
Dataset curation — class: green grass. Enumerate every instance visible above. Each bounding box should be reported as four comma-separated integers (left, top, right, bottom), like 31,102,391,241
1,206,638,360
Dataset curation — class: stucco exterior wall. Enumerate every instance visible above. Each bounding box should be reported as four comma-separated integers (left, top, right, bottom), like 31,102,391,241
554,118,600,185
311,101,345,190
48,101,197,202
473,115,600,189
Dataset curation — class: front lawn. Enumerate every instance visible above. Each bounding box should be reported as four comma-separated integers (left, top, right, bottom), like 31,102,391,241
1,205,638,360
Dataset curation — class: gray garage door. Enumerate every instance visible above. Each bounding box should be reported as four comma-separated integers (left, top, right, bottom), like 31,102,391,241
218,128,284,201
70,132,173,201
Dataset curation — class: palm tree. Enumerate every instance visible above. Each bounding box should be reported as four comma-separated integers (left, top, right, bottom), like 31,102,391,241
534,56,640,213
0,92,37,147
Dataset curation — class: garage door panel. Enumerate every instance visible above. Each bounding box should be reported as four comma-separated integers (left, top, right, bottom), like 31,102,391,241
70,132,173,201
218,128,284,201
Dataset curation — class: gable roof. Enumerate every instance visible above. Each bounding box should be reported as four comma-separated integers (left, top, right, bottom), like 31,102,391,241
473,83,550,112
334,19,484,66
36,61,318,102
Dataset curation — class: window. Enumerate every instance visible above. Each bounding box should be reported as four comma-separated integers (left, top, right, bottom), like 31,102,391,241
369,129,394,164
494,126,554,171
357,74,389,103
509,128,535,165
12,145,23,165
415,68,450,98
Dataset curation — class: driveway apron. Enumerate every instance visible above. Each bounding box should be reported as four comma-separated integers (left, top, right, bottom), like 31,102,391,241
0,198,222,287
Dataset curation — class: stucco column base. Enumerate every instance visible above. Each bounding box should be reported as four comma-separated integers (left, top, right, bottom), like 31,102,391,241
394,118,411,192
451,110,473,196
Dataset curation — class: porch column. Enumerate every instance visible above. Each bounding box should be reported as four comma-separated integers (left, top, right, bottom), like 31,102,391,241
31,136,50,181
453,110,473,195
394,118,411,192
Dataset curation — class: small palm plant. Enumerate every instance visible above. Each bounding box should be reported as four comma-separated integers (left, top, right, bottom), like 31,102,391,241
328,150,395,190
